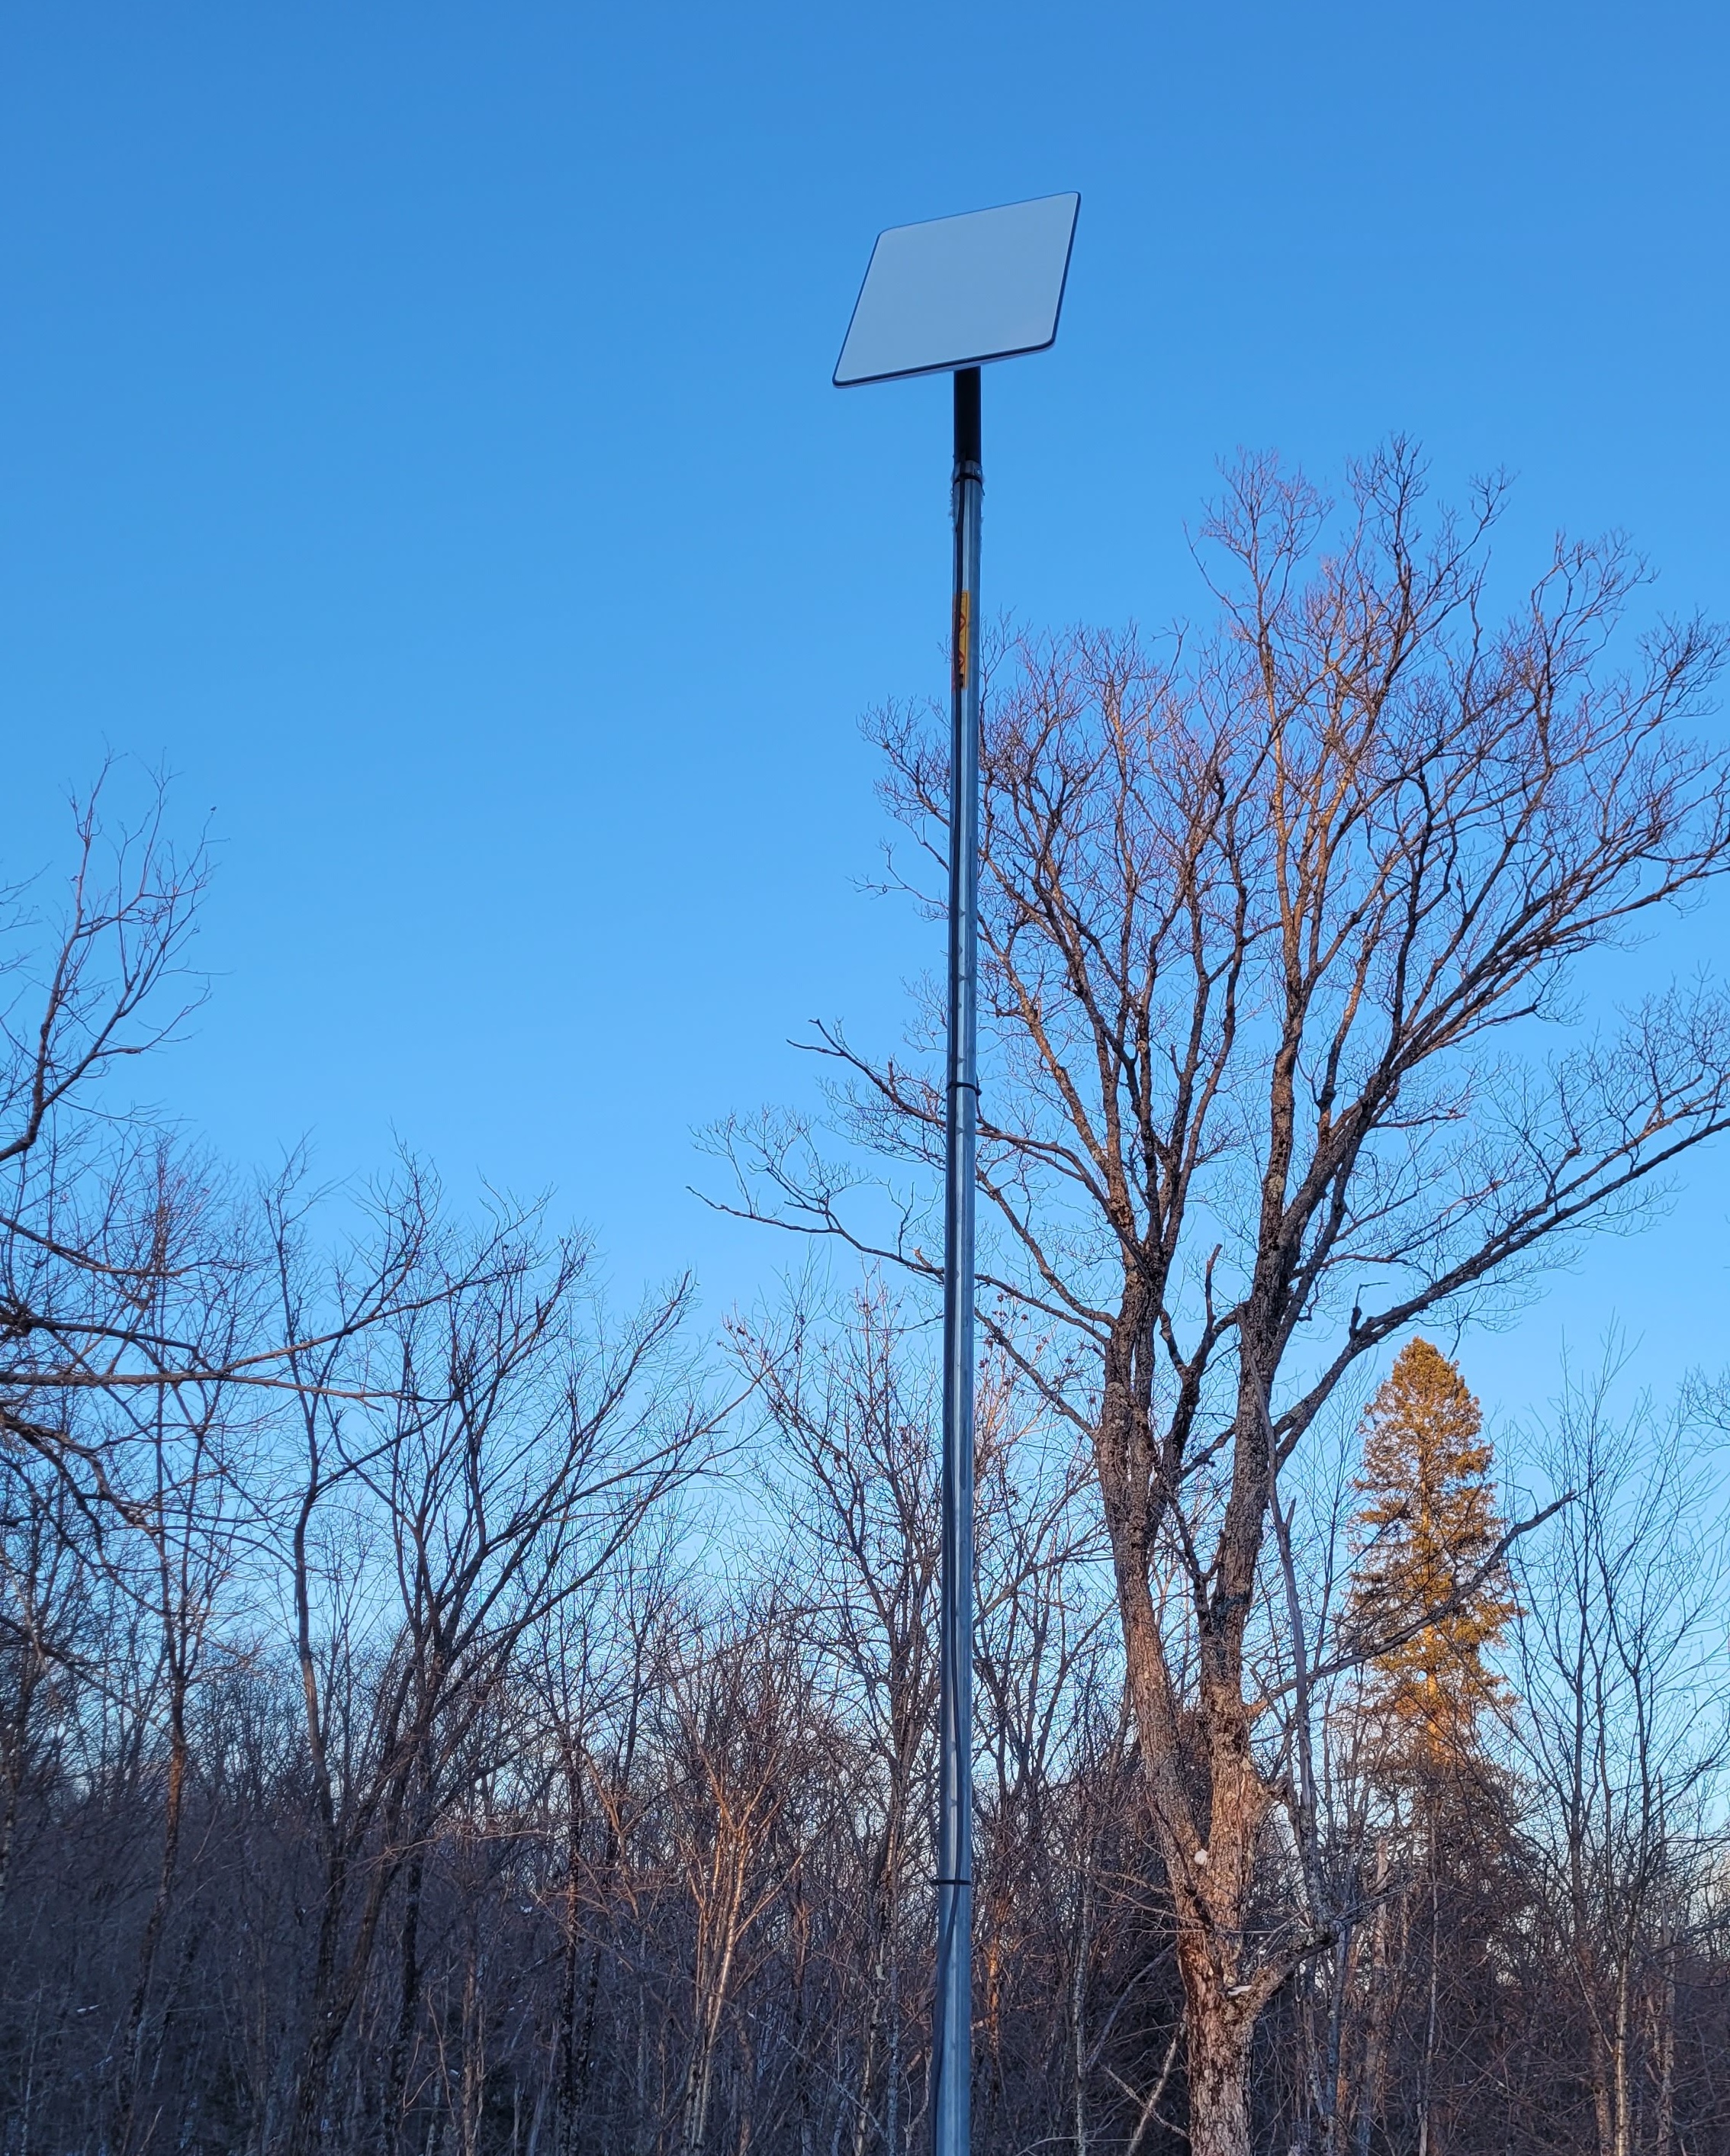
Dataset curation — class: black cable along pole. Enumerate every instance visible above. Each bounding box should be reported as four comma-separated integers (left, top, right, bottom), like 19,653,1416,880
932,361,982,2156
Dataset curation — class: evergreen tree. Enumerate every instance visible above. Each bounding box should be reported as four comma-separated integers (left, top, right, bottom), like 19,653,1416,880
1347,1338,1515,1764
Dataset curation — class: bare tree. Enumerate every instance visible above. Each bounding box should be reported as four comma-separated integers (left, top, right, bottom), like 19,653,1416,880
658,1595,815,2156
738,1286,941,2156
0,772,213,1507
110,1356,260,2156
526,1541,676,2156
1513,1366,1729,2156
0,1453,89,1925
274,1193,711,2156
713,446,1730,2156
0,776,462,1553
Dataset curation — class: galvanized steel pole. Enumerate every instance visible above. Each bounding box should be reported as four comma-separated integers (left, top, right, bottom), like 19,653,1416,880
833,193,1074,2156
932,362,982,2156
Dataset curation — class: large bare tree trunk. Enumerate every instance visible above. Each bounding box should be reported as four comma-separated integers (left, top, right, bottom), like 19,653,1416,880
1175,1945,1255,2156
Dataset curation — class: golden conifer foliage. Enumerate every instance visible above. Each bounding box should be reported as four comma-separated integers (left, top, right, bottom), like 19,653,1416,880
1347,1339,1515,1762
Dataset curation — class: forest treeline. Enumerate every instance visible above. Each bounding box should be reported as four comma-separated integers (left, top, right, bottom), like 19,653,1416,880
5,1269,1727,2156
6,446,1730,2156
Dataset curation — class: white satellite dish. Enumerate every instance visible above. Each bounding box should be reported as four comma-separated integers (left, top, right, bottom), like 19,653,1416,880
834,192,1079,387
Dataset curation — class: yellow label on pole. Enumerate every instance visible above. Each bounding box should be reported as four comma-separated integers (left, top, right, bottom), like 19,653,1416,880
954,590,970,692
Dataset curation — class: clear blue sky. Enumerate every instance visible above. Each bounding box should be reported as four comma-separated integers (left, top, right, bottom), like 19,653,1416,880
4,2,1727,1424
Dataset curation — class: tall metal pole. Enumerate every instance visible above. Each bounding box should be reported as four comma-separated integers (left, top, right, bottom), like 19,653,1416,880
933,363,982,2156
